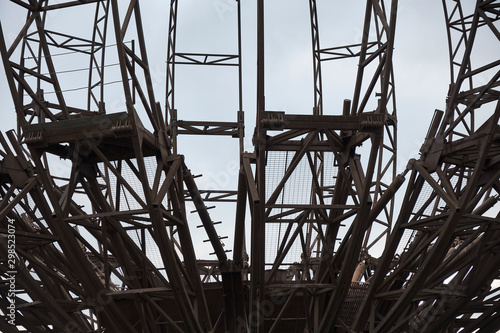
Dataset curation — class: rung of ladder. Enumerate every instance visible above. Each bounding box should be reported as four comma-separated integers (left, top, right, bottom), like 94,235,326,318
203,236,228,243
190,206,215,213
197,221,221,228
210,249,232,255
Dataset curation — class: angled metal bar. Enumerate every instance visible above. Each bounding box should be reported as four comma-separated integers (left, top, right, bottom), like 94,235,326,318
86,141,148,208
265,129,320,215
183,165,227,264
264,210,309,284
0,178,37,220
318,130,382,332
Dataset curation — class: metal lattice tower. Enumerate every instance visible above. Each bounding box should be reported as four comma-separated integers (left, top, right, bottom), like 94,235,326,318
0,0,499,332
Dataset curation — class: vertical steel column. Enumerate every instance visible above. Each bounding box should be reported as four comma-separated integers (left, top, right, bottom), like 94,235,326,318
87,0,110,113
308,0,323,115
166,0,178,153
250,0,266,330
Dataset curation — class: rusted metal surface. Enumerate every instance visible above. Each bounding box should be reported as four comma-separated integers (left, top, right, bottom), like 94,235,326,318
0,0,499,332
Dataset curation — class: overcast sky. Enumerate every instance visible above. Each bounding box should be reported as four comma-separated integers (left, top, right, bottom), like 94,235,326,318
0,0,459,258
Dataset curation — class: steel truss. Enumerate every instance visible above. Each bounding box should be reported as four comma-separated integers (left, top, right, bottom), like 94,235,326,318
352,1,500,331
1,0,228,332
0,0,499,332
245,0,399,331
